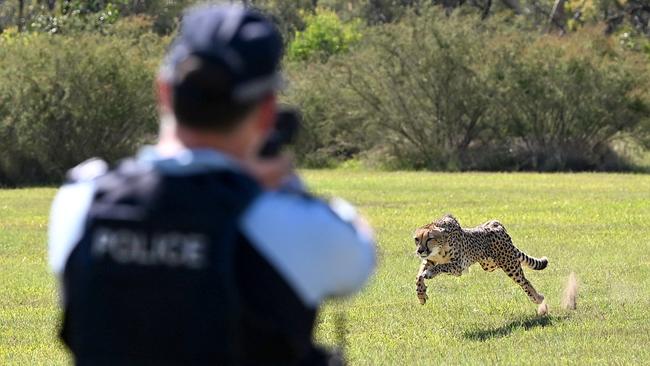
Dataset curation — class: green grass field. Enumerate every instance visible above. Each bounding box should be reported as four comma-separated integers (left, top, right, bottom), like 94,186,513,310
2,172,649,365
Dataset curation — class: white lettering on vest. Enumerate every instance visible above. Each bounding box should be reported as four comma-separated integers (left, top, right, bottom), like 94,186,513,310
91,227,207,269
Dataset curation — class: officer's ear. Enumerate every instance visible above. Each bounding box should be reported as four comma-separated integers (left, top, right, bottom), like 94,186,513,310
255,94,277,134
156,77,173,114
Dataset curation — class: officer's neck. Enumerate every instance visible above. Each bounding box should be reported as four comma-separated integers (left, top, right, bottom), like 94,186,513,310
156,115,257,162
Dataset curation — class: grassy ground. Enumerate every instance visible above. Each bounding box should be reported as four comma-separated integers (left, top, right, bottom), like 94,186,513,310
1,172,649,364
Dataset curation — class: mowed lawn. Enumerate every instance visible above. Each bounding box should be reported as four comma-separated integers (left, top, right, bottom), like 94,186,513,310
1,172,649,365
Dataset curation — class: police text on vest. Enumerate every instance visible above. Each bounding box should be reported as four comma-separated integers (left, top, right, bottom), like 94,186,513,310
91,227,207,269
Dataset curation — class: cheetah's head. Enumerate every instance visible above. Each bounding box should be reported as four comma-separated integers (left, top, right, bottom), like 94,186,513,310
413,224,448,260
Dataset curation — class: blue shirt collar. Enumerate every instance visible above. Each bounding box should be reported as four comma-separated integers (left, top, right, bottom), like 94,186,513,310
136,146,242,175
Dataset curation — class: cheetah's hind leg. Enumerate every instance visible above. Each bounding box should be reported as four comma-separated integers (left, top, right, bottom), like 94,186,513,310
504,264,545,305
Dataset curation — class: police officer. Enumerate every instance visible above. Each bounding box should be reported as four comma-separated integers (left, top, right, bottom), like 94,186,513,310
48,4,375,365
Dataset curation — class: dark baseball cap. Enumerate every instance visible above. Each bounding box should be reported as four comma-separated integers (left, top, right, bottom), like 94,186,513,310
161,4,284,103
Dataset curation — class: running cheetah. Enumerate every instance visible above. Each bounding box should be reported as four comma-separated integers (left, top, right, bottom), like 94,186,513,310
414,215,548,306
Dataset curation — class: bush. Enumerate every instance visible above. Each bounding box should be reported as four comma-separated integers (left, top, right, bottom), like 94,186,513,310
286,9,650,171
0,32,164,185
288,8,362,62
284,60,370,168
25,0,123,34
491,27,650,170
341,11,499,170
288,10,500,170
358,0,421,24
109,15,156,38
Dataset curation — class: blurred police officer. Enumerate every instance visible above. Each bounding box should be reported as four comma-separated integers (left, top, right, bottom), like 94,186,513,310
48,4,375,365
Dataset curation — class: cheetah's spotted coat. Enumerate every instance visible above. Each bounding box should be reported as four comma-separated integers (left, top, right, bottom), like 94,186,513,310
414,215,548,306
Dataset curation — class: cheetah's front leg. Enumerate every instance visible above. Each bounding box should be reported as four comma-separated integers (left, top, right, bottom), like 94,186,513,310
415,260,434,305
416,262,463,305
423,262,464,278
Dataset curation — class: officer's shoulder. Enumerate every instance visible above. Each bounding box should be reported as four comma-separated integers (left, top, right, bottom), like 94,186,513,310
66,158,109,183
250,190,317,209
244,191,339,230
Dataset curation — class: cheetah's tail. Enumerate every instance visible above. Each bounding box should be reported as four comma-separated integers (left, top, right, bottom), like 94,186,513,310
518,251,548,270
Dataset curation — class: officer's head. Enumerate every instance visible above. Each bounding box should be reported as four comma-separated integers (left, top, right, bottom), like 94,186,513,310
157,4,284,158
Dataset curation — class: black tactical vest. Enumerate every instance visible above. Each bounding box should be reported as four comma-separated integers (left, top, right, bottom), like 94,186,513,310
61,160,329,365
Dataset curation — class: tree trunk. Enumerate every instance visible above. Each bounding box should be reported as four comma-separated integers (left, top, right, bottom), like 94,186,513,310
18,0,24,32
482,0,493,19
501,0,523,14
549,0,567,33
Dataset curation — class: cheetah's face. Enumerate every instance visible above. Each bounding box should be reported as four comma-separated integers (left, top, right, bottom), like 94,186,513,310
413,226,446,259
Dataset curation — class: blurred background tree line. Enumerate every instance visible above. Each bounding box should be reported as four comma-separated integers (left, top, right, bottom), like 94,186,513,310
0,0,648,185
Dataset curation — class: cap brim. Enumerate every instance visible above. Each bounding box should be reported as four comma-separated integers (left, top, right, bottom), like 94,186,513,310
232,72,284,102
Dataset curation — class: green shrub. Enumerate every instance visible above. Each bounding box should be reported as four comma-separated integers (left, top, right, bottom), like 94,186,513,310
286,9,650,171
288,8,362,62
358,0,420,24
109,15,156,38
491,28,650,170
288,10,500,170
283,60,370,168
0,32,164,185
25,0,123,34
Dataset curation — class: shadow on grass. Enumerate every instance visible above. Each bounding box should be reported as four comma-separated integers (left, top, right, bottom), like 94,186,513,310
464,314,567,341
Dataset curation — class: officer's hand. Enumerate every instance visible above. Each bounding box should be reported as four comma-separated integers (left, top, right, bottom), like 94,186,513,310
244,154,294,190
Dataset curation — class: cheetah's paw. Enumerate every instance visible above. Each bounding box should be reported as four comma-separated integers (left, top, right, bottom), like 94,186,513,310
417,292,428,305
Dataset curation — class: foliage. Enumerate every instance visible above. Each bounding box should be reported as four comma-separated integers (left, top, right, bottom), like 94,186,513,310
564,0,650,36
108,14,156,38
0,32,163,185
243,0,316,38
0,0,648,183
288,7,362,62
119,0,193,35
491,28,650,170
0,0,191,35
334,11,497,170
286,9,650,171
24,0,124,34
283,60,368,168
359,0,423,24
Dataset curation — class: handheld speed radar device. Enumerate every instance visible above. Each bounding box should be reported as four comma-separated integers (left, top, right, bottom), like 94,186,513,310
259,108,301,158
